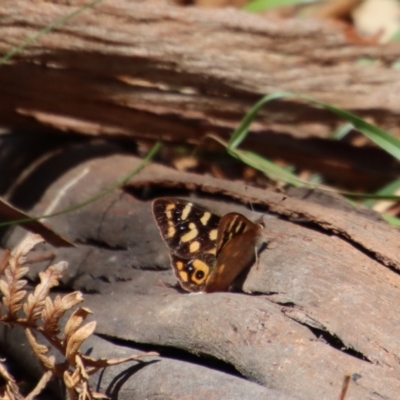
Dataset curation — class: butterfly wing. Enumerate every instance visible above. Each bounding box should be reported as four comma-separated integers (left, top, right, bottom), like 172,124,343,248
204,213,263,293
170,253,217,292
152,198,220,292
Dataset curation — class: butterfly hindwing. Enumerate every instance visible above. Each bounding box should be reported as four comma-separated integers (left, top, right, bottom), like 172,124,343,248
171,253,216,292
204,213,263,293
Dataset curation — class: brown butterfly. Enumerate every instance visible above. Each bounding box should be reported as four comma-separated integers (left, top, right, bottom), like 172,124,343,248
152,198,264,293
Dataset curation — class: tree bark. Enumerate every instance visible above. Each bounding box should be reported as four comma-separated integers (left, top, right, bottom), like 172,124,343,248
1,0,400,188
1,0,400,140
1,2,400,399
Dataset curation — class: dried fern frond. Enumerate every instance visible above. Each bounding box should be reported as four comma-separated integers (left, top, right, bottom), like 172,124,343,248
24,370,52,400
0,234,158,400
42,291,84,338
25,328,55,371
23,261,67,325
0,235,44,319
64,308,96,366
0,250,10,277
0,361,24,400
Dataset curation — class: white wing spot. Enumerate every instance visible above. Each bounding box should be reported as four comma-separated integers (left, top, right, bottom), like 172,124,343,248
181,224,198,242
200,212,211,226
181,204,192,220
190,241,200,252
209,229,218,241
167,226,176,237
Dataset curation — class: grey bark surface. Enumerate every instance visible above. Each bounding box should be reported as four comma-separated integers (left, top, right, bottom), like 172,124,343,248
2,146,400,399
1,1,400,399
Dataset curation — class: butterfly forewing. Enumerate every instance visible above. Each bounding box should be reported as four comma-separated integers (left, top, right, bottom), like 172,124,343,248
153,198,220,257
152,198,221,292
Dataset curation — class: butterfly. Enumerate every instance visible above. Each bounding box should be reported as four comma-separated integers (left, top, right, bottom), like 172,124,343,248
152,197,264,293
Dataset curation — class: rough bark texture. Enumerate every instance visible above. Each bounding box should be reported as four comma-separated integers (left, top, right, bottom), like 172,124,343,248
2,141,400,399
1,0,400,189
1,1,400,399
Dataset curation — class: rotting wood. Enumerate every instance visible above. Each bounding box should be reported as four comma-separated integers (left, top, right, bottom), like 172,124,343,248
0,0,400,190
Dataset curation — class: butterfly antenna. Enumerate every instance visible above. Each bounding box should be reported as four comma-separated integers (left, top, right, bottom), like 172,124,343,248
255,245,260,270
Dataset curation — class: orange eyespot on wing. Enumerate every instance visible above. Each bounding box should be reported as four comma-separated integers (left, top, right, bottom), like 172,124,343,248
171,254,215,292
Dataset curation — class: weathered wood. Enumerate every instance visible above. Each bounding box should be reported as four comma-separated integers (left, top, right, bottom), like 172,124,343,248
2,2,400,398
0,324,297,400
3,147,400,399
0,0,400,189
87,291,400,400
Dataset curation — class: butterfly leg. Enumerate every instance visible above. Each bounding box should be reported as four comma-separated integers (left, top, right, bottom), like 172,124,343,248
255,245,260,270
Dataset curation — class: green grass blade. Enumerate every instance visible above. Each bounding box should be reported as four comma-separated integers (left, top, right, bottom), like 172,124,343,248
310,100,400,161
228,148,303,186
228,91,291,150
381,214,400,226
230,91,400,161
210,133,307,186
330,123,354,140
363,177,400,207
222,90,400,207
244,0,311,12
0,0,103,66
0,142,161,227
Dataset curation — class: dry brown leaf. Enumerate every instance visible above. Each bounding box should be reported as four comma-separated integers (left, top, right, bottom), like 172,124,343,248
0,275,27,318
81,351,158,369
65,321,97,365
11,234,44,265
75,355,90,380
41,297,61,337
2,380,23,400
63,369,78,389
0,362,24,400
0,235,156,399
0,362,14,382
91,393,109,399
79,385,90,400
0,235,44,319
25,328,55,370
64,366,92,400
0,280,9,297
24,370,53,400
61,291,85,310
70,356,95,400
23,261,67,324
0,250,10,276
42,291,84,337
64,308,92,347
12,266,29,282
